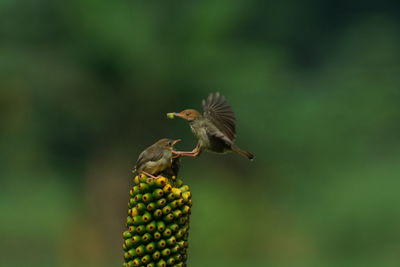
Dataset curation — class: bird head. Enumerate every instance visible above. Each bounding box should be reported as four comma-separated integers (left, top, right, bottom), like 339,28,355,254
156,138,181,149
171,109,201,122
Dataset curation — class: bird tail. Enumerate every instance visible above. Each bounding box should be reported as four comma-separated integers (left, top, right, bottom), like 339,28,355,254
231,145,255,161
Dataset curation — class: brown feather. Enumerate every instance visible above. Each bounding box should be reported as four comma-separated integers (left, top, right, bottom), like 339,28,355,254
202,92,236,141
134,144,164,172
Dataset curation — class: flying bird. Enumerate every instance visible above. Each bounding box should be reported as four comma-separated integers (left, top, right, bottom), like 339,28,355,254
133,138,181,182
167,92,254,160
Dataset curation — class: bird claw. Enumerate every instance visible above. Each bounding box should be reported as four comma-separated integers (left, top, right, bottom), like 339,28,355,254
140,171,160,183
172,148,200,157
173,151,200,157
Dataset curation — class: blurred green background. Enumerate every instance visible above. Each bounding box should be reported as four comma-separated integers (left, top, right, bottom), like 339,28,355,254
1,0,400,266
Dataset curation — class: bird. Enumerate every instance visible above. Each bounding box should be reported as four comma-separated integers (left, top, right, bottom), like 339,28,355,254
133,138,181,182
167,92,254,160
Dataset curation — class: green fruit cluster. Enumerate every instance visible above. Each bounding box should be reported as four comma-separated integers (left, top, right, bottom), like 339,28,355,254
123,175,192,267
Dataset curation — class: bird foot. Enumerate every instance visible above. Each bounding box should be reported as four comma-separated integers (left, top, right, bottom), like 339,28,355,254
173,151,199,157
140,171,161,183
172,149,200,157
172,154,181,159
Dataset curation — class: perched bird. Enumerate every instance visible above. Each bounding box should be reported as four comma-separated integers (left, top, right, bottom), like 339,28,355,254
133,138,181,182
167,92,254,160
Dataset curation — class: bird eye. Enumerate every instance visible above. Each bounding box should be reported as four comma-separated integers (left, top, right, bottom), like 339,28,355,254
185,112,190,116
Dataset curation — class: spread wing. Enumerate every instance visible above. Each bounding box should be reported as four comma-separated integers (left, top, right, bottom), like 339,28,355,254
134,144,164,171
202,92,236,141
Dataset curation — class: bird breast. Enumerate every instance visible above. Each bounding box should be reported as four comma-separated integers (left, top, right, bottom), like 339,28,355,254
190,121,211,148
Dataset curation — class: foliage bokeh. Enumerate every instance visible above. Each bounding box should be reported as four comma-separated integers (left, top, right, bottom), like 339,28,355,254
1,0,400,266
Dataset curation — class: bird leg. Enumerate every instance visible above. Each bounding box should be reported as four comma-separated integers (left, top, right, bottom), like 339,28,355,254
172,145,201,157
140,171,162,183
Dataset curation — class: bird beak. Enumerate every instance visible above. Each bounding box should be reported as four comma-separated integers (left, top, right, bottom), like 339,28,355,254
171,112,185,119
172,139,181,145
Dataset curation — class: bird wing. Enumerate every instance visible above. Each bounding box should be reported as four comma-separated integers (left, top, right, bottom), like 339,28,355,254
134,145,164,171
202,92,236,141
205,127,233,147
